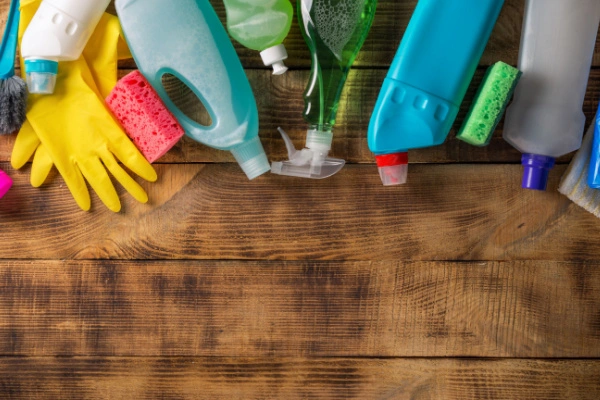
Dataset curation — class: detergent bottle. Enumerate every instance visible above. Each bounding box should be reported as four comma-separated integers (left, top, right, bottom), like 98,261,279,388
368,0,504,185
223,0,293,75
116,0,270,180
271,0,377,179
504,0,600,191
20,0,111,94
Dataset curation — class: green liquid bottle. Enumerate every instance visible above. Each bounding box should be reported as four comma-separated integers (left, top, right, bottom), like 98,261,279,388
272,0,377,179
224,0,294,75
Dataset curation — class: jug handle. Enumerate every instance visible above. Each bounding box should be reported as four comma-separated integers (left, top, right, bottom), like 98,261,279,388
148,68,237,151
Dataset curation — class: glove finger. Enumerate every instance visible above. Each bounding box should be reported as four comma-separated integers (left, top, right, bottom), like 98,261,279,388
11,121,40,169
30,145,54,187
78,158,122,213
108,136,158,183
83,14,121,98
100,149,149,204
52,158,92,212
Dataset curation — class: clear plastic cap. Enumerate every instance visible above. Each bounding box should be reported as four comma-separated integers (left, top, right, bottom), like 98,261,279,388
271,128,345,179
375,153,409,186
24,59,58,94
231,136,271,180
378,165,408,186
260,44,289,75
0,170,13,199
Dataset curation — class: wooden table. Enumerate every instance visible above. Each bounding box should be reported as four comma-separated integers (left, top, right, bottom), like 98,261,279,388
1,0,600,398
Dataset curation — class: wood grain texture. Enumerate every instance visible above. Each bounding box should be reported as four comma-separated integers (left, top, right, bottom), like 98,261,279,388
1,1,599,164
0,358,598,399
108,0,600,69
2,68,599,164
2,1,600,396
1,163,600,261
3,0,599,69
0,260,598,357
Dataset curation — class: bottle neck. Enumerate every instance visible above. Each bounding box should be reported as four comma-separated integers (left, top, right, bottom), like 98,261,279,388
306,126,334,152
308,124,333,133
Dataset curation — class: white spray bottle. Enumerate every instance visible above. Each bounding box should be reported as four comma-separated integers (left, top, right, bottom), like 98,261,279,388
20,0,111,94
503,0,600,191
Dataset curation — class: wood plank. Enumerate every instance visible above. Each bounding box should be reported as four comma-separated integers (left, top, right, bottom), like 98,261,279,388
1,163,600,261
4,1,599,68
2,1,599,164
107,0,600,69
0,358,598,399
1,68,599,164
0,260,598,357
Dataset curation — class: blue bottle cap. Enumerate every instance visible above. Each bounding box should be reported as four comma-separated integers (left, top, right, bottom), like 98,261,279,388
24,59,58,74
522,153,555,191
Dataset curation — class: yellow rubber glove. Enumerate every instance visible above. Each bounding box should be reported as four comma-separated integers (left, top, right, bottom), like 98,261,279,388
11,0,157,212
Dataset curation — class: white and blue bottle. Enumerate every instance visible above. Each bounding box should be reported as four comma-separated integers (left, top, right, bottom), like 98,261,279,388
20,0,111,94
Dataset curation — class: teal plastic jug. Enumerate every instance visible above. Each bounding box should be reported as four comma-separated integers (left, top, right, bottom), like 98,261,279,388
115,0,270,180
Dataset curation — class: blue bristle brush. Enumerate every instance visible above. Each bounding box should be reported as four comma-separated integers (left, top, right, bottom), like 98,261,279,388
0,0,27,135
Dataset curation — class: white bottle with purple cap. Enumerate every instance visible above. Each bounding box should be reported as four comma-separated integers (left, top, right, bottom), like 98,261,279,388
20,0,111,94
503,0,600,191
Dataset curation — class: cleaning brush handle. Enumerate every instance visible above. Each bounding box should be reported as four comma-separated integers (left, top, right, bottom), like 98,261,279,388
0,0,20,79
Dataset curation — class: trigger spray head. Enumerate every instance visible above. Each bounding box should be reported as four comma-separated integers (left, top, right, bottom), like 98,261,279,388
270,127,345,179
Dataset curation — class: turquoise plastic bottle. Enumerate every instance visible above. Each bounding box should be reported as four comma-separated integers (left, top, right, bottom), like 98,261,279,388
115,0,270,180
368,0,505,185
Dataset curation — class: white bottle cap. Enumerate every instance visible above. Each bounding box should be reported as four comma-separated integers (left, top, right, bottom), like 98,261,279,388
260,44,289,75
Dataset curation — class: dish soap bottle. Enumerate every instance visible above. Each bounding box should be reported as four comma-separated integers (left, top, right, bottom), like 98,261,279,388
503,0,600,191
368,0,505,185
20,0,111,94
271,0,377,179
223,0,294,75
116,0,270,180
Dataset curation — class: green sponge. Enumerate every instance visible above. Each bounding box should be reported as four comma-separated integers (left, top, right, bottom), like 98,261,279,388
457,62,522,147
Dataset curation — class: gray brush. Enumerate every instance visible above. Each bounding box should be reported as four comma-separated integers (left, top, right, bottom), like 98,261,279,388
0,0,27,135
0,76,27,134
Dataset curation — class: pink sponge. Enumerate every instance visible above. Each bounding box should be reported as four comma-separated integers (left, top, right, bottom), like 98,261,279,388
106,71,185,163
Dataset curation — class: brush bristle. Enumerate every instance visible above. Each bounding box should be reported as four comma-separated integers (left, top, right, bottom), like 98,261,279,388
0,76,28,135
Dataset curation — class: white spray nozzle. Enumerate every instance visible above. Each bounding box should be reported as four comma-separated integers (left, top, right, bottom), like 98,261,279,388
270,127,345,179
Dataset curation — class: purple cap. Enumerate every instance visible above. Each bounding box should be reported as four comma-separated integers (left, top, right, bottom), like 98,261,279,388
521,154,555,191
